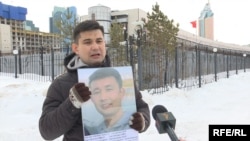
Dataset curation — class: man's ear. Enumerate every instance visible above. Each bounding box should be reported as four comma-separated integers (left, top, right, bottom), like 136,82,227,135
72,43,78,54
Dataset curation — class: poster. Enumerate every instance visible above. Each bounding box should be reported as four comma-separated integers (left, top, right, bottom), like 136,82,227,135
77,66,138,141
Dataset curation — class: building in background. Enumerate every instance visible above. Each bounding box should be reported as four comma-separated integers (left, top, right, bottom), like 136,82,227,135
49,6,77,34
0,2,26,54
198,2,214,40
0,2,61,54
23,20,39,32
0,24,12,54
87,4,111,44
111,8,147,43
49,6,77,53
79,4,147,44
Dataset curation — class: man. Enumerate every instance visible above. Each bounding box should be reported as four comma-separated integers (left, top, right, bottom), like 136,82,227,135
85,67,135,134
39,20,150,141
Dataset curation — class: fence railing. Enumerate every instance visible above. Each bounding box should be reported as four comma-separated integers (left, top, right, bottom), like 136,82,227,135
1,39,250,94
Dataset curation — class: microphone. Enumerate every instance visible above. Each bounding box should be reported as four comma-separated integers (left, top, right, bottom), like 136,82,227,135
152,105,179,141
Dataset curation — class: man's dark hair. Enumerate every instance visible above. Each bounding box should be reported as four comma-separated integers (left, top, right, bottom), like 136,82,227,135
89,68,122,88
73,20,104,43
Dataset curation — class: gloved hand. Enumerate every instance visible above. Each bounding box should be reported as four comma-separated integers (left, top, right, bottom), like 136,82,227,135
69,83,91,109
129,112,145,132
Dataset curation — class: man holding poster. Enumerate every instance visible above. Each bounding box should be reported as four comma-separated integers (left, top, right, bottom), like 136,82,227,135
39,20,150,141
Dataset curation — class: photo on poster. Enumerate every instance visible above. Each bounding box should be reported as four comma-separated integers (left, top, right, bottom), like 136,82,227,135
77,66,138,141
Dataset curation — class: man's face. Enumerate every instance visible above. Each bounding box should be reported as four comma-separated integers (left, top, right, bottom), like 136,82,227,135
90,76,125,118
72,29,106,66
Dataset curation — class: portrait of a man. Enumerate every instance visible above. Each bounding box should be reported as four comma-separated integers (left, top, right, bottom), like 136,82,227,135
78,66,138,141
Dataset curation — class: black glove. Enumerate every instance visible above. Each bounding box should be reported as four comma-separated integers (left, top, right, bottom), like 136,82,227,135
129,112,145,132
69,83,91,108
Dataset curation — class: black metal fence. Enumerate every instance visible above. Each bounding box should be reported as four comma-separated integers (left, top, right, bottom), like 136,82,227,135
1,38,250,94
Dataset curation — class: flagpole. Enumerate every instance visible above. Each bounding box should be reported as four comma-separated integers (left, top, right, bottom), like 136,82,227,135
195,19,198,43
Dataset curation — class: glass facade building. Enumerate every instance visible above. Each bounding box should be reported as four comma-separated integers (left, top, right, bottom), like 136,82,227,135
24,20,39,31
199,3,214,40
50,6,66,34
88,4,111,44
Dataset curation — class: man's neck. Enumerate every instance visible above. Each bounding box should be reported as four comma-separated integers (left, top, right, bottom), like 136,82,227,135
104,109,123,128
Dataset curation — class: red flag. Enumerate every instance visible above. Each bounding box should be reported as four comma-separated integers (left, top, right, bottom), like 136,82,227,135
190,20,196,28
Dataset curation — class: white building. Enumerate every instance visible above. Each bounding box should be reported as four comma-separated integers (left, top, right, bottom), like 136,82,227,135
0,24,12,54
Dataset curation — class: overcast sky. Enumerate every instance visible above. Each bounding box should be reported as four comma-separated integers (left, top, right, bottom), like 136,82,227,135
1,0,250,45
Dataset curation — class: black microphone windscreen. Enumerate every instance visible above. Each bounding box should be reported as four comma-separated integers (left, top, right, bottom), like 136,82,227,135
152,105,168,120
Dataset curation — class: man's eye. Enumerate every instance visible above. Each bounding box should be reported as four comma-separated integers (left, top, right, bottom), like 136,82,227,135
97,40,103,44
106,88,113,91
92,90,100,95
84,41,91,45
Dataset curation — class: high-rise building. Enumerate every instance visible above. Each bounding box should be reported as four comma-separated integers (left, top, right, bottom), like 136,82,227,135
49,6,77,54
198,2,214,40
49,6,77,34
50,6,65,34
24,20,39,31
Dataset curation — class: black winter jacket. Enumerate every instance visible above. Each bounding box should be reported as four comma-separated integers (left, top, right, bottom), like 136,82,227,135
39,53,150,141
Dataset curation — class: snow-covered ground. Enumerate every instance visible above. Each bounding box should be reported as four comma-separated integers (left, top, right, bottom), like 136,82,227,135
1,72,250,141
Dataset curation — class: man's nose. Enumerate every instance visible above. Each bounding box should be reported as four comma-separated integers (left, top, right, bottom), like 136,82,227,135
99,91,108,100
91,42,99,49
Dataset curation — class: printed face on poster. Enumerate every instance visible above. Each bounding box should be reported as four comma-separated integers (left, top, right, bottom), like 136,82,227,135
77,66,138,141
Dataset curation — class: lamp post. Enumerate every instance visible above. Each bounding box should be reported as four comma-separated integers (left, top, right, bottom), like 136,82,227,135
18,47,22,74
243,53,247,72
135,24,143,90
13,49,18,78
123,26,128,61
213,48,217,82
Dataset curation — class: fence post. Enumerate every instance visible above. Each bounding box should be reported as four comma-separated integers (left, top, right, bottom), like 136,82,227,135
175,44,179,88
13,49,18,78
236,53,238,74
229,50,232,75
198,45,201,88
226,53,229,78
18,48,22,74
51,47,55,81
40,45,44,76
213,48,217,82
243,53,246,72
129,35,134,67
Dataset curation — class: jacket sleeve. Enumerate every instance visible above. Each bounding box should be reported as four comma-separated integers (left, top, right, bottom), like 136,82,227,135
39,79,81,140
135,88,151,133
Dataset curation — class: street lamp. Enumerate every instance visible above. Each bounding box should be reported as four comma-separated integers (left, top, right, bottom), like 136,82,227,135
13,49,18,78
213,48,217,82
213,48,217,53
243,53,247,72
123,26,129,61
